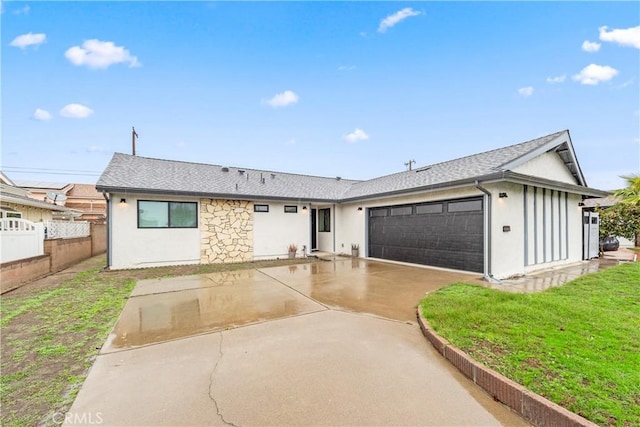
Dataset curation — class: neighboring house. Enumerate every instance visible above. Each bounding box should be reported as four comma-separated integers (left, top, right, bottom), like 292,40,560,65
96,130,608,280
16,180,106,223
583,196,635,247
0,173,76,223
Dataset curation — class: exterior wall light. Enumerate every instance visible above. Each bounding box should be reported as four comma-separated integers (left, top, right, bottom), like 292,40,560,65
578,202,585,207
498,192,508,198
357,207,363,211
120,198,127,204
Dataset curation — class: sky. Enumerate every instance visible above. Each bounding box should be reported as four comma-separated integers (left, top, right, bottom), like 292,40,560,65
2,1,639,191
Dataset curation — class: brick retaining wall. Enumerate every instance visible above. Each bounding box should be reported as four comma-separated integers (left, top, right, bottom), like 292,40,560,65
417,310,598,427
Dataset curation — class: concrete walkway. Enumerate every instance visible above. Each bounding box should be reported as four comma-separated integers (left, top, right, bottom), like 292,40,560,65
67,259,528,426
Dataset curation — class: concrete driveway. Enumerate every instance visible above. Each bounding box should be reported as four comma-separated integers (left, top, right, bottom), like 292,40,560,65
66,259,527,426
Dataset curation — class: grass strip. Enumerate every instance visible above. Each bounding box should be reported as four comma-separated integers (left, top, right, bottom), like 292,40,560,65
420,262,640,426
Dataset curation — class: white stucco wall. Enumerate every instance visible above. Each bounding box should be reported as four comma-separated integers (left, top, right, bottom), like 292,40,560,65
334,203,366,255
512,151,577,184
252,201,310,259
109,193,201,269
487,182,585,279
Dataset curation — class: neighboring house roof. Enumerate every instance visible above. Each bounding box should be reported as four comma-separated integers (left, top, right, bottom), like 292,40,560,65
67,183,103,199
96,130,608,202
582,196,620,208
0,172,16,186
0,183,72,212
13,180,73,191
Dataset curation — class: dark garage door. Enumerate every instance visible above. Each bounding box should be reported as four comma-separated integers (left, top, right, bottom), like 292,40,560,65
368,198,484,273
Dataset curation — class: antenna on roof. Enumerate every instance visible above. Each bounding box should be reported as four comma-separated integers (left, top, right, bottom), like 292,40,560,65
132,126,139,156
404,159,416,171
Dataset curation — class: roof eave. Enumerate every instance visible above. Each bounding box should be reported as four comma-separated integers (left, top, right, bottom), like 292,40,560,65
497,172,609,197
96,186,340,204
0,193,74,212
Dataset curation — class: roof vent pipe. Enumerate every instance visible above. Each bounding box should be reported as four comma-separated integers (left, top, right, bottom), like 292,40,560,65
221,167,229,172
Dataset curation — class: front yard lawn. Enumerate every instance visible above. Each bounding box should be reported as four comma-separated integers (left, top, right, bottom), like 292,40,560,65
420,262,640,427
0,255,319,427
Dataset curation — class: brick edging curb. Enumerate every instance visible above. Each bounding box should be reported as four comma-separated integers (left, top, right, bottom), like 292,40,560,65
417,310,598,427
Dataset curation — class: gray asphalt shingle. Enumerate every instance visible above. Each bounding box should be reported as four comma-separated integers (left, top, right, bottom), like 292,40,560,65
96,130,571,201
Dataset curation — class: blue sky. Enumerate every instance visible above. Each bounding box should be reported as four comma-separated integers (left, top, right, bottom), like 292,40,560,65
2,1,639,190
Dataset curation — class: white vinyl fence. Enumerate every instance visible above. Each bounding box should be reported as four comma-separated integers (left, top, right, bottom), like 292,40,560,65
0,218,45,263
44,220,90,240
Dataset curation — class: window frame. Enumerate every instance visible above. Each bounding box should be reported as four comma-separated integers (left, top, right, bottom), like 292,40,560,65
137,200,198,229
284,205,298,213
318,208,331,232
254,204,269,213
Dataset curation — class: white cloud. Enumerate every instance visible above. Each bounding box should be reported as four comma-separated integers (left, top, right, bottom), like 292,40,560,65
32,108,52,121
546,75,566,84
581,40,601,52
338,65,356,71
87,145,110,153
599,25,640,49
13,5,30,15
65,39,141,69
60,103,94,119
517,86,534,97
9,32,46,49
264,90,299,108
344,128,369,143
572,64,618,85
378,8,421,33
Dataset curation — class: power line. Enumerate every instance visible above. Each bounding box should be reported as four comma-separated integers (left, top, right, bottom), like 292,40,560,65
2,166,101,177
2,166,101,173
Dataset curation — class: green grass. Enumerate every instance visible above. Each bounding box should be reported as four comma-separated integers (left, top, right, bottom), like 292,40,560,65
420,262,640,427
0,265,136,427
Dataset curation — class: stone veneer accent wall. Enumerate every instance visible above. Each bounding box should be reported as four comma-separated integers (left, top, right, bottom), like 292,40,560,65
200,199,253,264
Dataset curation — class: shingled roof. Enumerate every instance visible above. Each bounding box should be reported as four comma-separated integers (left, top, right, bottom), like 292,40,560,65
96,155,359,202
97,130,605,202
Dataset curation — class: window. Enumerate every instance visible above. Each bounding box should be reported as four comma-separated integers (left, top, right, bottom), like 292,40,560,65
284,205,298,213
254,204,269,213
0,207,22,219
416,203,443,214
391,206,412,216
370,208,388,217
138,201,197,228
318,208,331,232
447,199,483,213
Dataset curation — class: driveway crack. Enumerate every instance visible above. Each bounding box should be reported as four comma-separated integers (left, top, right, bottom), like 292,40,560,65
208,332,239,427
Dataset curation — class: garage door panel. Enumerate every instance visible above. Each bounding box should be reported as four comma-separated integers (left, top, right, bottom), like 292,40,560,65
368,198,484,273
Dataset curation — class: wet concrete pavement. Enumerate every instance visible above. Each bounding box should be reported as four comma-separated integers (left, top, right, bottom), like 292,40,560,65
70,258,571,426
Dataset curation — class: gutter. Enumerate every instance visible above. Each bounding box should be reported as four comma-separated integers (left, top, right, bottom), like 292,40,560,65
474,181,499,283
102,191,111,269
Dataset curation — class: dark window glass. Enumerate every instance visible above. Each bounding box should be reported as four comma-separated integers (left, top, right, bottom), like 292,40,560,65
170,202,197,227
284,205,298,213
254,204,269,213
318,208,331,232
390,206,412,216
416,203,443,214
370,208,388,217
448,200,482,213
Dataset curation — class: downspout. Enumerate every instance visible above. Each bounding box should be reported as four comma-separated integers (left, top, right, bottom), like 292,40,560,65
475,181,498,282
102,191,111,269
